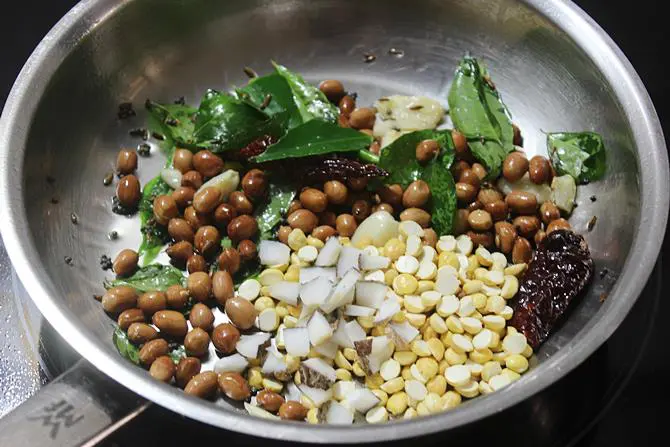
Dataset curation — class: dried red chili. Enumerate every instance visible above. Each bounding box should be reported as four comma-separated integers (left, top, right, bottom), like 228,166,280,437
510,229,594,349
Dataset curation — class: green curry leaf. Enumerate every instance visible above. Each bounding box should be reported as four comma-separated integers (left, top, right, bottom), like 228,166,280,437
547,132,607,183
146,100,198,157
378,130,457,235
105,264,185,293
251,120,372,163
192,90,282,152
113,326,140,365
378,130,454,186
137,176,172,265
255,180,297,240
272,62,338,123
237,73,303,131
448,56,515,178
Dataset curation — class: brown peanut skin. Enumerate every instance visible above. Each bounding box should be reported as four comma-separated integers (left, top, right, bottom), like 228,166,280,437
184,371,219,399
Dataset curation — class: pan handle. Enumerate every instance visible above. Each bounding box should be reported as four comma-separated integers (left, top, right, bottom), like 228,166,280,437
0,359,149,446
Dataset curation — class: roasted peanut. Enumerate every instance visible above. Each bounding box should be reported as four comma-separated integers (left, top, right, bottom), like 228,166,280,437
540,201,561,225
152,310,188,338
113,249,138,277
257,389,285,412
529,155,552,184
184,328,210,357
399,208,431,228
168,218,195,242
279,401,308,420
335,214,357,237
513,215,541,238
116,174,141,208
288,209,319,233
127,322,158,344
176,357,201,389
495,221,517,254
211,323,240,354
218,372,251,401
505,190,538,215
189,303,215,331
194,225,220,256
225,296,257,330
229,191,254,215
186,254,207,273
139,338,169,367
184,371,218,398
138,291,167,316
116,149,138,175
512,237,533,264
212,270,234,305
187,271,212,302
402,180,431,208
241,169,267,199
468,210,493,231
227,215,258,242
192,150,224,178
300,188,328,213
149,356,176,383
165,285,190,309
102,286,138,314
117,308,144,330
238,240,257,261
502,152,529,182
173,149,194,174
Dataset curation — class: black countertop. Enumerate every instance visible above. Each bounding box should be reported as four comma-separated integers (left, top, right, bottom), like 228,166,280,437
2,1,668,446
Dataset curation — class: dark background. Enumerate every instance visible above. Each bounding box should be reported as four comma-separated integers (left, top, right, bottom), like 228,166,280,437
1,1,667,446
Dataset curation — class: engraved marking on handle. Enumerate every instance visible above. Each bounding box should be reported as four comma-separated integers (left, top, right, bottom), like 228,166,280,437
26,399,84,440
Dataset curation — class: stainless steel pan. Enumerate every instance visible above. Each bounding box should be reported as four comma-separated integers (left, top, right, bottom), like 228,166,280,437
0,0,667,444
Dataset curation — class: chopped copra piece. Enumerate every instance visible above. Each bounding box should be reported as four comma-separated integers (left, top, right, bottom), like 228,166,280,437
300,267,336,284
300,358,337,390
319,400,354,424
337,246,361,278
360,254,391,270
355,281,387,308
307,311,333,346
283,327,310,357
236,332,271,359
298,384,333,407
315,237,342,267
214,353,248,374
321,269,360,313
268,281,300,306
300,276,334,307
258,240,291,266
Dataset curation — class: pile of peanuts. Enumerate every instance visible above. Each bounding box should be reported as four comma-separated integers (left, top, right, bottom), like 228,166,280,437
450,130,571,263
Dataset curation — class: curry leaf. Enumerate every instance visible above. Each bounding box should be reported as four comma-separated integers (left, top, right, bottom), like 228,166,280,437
237,73,303,131
113,326,140,365
251,120,372,163
378,130,454,186
378,130,457,235
255,180,297,240
169,345,187,364
105,264,185,293
273,62,338,123
547,132,607,183
146,100,198,157
137,176,172,265
193,90,282,152
448,56,515,178
423,156,458,235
